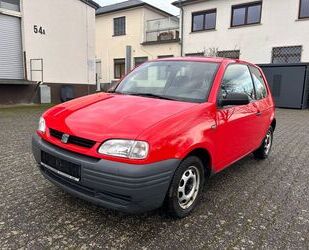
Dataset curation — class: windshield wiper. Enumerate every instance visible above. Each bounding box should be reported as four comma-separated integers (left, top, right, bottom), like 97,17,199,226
128,93,176,101
107,90,124,94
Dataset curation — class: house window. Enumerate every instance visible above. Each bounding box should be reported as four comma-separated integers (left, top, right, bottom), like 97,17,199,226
231,2,262,27
114,59,125,79
114,17,126,36
192,9,217,32
272,46,302,63
134,57,148,67
185,53,204,57
217,50,240,59
0,0,20,12
299,0,309,18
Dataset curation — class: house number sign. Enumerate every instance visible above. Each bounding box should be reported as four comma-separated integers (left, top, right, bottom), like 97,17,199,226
34,25,46,35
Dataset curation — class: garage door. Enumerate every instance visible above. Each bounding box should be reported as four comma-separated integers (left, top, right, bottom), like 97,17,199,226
0,13,23,79
260,65,308,109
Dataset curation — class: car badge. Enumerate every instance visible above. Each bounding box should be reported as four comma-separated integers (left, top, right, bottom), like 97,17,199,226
61,134,70,144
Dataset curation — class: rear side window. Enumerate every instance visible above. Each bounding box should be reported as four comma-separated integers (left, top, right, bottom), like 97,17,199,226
249,66,268,99
219,64,255,101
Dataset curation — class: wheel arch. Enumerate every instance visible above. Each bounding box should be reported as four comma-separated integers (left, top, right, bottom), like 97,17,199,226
271,118,276,131
185,148,213,178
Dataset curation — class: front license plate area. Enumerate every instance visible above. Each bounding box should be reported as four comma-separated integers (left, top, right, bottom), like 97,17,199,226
41,151,81,181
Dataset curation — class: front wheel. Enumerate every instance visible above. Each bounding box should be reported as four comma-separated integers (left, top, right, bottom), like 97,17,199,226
254,127,274,159
167,156,205,218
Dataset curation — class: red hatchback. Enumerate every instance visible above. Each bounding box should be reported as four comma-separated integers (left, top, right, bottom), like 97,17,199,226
32,57,276,218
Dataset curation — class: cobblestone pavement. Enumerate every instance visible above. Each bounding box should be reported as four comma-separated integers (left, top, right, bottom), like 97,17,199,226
0,105,308,249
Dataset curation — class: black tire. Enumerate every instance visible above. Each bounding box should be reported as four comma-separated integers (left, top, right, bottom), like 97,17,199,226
254,127,274,159
167,156,205,218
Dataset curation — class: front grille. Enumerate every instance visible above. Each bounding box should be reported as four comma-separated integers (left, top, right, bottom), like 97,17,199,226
41,151,81,180
49,129,63,139
49,128,96,148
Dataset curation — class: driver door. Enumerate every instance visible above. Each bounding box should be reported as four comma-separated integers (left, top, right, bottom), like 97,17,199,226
215,63,260,172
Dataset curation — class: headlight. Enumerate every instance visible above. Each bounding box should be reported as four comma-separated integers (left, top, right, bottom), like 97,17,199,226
98,139,149,159
38,117,46,133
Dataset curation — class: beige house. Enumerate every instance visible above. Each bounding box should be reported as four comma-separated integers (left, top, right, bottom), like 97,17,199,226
96,0,181,84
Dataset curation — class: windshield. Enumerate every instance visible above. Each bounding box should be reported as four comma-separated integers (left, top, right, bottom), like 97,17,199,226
115,61,219,103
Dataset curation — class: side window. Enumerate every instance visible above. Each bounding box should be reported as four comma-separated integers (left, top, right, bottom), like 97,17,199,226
249,66,268,100
219,64,255,101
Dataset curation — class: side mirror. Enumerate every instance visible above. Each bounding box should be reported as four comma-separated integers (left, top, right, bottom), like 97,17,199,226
219,93,250,107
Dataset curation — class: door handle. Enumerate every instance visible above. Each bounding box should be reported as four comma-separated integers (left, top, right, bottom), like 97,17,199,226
256,111,262,116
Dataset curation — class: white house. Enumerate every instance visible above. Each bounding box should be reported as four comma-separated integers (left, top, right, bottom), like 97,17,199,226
174,0,309,63
96,0,181,85
0,0,99,104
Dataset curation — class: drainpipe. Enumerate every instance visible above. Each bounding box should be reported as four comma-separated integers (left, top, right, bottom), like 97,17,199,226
125,45,132,74
179,0,184,57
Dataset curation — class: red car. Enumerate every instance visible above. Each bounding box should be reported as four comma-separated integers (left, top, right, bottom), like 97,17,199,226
32,57,276,218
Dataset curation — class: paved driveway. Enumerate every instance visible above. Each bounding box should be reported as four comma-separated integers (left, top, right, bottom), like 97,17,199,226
0,106,308,249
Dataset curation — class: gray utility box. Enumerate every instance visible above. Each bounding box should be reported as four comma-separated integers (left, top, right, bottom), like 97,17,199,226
39,85,51,104
259,63,309,109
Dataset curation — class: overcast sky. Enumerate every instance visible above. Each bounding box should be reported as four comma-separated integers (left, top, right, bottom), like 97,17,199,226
94,0,179,15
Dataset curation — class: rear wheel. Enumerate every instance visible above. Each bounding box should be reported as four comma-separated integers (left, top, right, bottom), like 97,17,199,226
254,127,273,159
167,156,205,218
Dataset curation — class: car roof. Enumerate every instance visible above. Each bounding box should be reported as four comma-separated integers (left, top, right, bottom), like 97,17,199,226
154,57,255,66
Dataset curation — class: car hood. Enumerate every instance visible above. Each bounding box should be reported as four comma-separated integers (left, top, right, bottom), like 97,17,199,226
45,93,198,142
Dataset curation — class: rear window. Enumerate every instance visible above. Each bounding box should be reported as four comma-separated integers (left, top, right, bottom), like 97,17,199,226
249,66,268,100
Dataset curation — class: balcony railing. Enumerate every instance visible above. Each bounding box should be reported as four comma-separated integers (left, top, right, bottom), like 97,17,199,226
143,17,180,44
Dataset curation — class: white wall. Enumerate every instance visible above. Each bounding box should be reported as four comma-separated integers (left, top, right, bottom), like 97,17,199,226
21,0,96,84
182,0,309,63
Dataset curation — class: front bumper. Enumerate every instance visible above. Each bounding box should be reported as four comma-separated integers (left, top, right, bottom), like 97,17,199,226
32,134,180,213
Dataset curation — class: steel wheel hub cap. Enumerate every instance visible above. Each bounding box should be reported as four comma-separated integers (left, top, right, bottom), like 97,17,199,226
178,166,200,209
264,131,272,155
